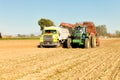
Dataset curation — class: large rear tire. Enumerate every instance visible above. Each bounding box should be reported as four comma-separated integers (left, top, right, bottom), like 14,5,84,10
63,40,67,48
66,38,72,48
85,38,90,48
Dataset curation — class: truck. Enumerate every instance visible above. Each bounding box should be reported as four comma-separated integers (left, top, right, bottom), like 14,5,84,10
38,23,73,48
71,22,100,48
39,26,60,47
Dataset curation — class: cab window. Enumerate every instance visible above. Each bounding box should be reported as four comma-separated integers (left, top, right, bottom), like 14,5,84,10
45,30,57,34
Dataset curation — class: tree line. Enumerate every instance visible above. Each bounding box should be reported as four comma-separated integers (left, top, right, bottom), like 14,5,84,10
96,25,108,36
38,18,120,37
96,25,120,37
0,18,120,38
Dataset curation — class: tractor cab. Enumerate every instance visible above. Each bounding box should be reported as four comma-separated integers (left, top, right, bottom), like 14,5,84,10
71,26,89,47
74,26,86,34
72,26,88,38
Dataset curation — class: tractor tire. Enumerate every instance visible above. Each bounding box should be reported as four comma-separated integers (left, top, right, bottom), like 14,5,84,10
63,40,67,48
85,38,90,48
91,36,96,48
66,38,71,48
71,43,76,48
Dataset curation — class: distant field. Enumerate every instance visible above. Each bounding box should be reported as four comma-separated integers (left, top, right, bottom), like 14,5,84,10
0,38,120,80
0,37,39,40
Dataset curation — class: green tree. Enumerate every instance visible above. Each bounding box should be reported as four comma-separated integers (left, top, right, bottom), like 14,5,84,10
38,18,55,30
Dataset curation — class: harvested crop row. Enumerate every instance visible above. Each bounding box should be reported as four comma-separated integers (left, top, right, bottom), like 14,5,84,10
0,38,120,80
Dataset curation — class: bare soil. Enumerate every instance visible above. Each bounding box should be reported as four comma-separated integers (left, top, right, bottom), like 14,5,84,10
0,38,120,80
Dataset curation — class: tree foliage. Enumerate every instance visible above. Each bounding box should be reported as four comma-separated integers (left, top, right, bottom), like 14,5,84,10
38,18,55,30
115,30,120,37
96,25,107,36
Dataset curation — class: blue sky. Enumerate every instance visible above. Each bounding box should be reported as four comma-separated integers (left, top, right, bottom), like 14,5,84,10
0,0,120,35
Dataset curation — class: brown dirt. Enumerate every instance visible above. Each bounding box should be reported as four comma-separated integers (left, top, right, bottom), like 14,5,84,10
0,38,120,80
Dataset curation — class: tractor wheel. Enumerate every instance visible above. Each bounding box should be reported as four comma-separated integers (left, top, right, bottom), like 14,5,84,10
85,38,90,48
66,38,72,48
91,36,96,48
71,43,76,48
63,40,67,48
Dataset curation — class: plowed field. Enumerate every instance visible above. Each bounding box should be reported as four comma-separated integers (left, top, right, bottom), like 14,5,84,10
0,38,120,80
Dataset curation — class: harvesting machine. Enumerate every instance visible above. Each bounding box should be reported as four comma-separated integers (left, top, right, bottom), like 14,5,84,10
71,22,100,48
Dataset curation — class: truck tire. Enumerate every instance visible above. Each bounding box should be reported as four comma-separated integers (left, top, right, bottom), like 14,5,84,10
91,36,96,48
85,38,90,48
37,44,43,48
67,38,71,48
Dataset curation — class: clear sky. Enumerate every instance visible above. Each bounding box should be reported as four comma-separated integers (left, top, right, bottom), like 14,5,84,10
0,0,120,35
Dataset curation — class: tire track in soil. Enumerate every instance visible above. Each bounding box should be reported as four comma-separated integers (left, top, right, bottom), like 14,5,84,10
48,48,115,80
0,48,68,79
109,58,120,80
76,40,120,80
17,47,109,80
42,44,120,80
16,48,99,80
0,39,120,80
80,49,120,80
78,54,112,80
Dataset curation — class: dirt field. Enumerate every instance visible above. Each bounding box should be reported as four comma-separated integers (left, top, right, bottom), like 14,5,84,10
0,38,120,80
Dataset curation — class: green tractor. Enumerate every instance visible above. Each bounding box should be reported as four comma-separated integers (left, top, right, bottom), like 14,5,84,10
71,22,100,48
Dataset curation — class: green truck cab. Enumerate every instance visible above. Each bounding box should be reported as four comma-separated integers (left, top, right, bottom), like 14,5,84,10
39,26,60,47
